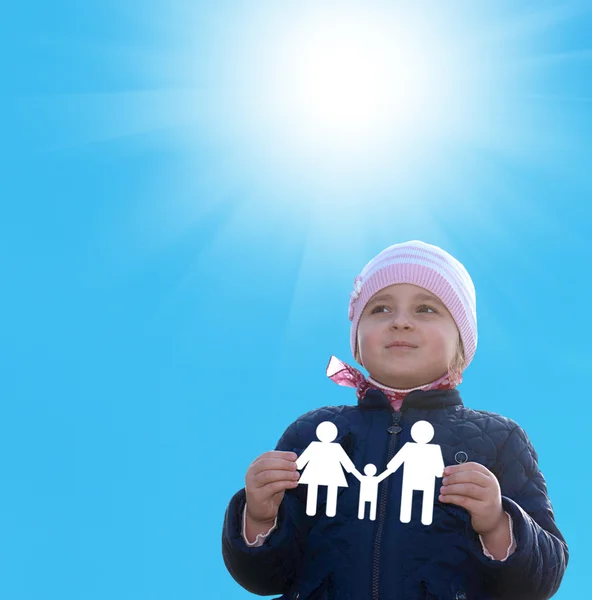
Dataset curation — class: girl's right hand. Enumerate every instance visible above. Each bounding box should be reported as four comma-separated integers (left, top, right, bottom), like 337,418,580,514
245,451,300,525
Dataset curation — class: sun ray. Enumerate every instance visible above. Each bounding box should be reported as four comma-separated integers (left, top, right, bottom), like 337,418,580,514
23,89,223,151
44,0,591,288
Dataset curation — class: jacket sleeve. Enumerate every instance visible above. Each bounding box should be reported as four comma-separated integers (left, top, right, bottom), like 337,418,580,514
221,419,310,596
466,424,569,599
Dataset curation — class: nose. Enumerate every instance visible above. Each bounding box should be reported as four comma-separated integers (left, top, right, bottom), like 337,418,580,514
389,310,413,329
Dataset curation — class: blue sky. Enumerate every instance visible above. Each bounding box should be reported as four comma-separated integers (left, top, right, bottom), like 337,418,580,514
1,1,590,598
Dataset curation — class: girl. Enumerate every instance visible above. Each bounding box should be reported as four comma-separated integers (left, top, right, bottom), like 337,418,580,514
222,240,568,600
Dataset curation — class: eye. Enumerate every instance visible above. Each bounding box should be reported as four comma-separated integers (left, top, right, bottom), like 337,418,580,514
418,305,437,313
370,304,389,314
370,304,437,315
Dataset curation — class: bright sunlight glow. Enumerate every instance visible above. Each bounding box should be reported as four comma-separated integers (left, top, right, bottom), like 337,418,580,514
228,5,503,182
264,19,436,141
58,1,585,240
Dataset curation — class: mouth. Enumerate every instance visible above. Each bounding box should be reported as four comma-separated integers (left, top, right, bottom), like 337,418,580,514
386,342,418,349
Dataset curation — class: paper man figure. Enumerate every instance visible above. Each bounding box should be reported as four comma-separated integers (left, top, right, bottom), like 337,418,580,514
353,464,390,520
385,420,444,525
296,421,359,517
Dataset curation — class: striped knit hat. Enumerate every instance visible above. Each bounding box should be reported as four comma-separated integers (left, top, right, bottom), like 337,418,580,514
349,240,477,370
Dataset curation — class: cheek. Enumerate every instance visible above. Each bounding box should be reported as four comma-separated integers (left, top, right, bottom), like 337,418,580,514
425,328,452,351
429,327,458,358
358,323,382,353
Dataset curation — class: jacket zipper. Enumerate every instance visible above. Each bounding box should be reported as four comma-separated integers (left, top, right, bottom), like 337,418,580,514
372,409,403,600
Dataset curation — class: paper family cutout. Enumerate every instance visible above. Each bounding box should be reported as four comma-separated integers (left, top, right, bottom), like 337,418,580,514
296,420,449,525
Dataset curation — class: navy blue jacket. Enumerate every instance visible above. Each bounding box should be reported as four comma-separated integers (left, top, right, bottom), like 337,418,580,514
222,388,569,599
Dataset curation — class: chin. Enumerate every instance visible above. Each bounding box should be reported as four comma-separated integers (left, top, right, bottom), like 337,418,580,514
379,371,424,389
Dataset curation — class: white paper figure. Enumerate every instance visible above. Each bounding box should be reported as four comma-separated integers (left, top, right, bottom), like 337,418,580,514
353,464,390,520
385,420,444,525
296,421,358,517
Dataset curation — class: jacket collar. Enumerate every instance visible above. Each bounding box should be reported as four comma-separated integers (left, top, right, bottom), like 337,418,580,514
359,387,463,411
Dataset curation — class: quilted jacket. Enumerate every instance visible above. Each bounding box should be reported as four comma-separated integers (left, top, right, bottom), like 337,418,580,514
222,388,569,600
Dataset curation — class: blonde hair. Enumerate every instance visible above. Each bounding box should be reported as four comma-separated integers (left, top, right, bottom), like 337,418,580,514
446,336,466,386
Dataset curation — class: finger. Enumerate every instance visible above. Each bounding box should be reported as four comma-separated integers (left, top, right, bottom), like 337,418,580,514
440,483,488,501
438,493,478,511
252,469,300,488
254,451,298,463
442,470,490,489
444,462,490,477
251,457,299,476
254,479,300,496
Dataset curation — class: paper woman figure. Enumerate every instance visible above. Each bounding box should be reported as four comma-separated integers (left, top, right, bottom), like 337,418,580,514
296,421,358,517
385,420,445,525
353,464,391,520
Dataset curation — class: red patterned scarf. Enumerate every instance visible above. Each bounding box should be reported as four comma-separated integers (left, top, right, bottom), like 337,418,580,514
326,355,460,411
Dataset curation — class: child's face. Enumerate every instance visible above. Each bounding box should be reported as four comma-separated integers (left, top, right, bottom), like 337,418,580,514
357,283,460,389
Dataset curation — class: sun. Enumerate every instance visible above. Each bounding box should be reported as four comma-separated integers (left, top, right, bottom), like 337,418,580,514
228,5,492,181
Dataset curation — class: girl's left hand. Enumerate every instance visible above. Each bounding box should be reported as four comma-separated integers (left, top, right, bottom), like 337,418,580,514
438,462,504,536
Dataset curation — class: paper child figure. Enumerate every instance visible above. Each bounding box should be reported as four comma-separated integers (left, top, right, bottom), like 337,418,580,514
352,464,390,520
296,421,359,517
385,420,444,525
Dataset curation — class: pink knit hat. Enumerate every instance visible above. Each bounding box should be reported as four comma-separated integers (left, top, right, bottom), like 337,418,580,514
349,240,477,370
